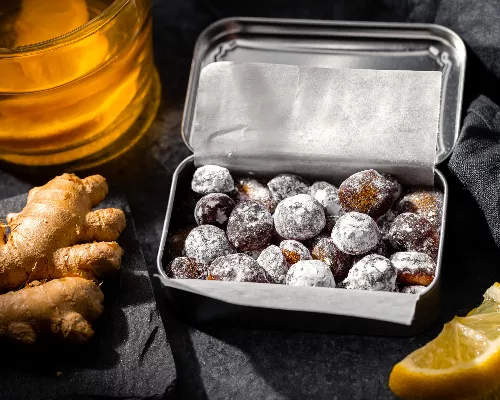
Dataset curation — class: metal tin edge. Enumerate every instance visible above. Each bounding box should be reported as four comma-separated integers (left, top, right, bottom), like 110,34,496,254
181,17,466,164
156,157,446,333
157,155,194,280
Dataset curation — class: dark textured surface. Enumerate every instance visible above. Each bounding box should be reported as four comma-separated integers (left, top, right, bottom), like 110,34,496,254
1,0,500,399
0,195,174,399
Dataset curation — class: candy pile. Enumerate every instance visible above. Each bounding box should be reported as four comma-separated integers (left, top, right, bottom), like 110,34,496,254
165,165,443,293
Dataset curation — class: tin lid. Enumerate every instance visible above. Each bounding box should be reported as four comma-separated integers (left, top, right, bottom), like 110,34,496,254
182,18,466,165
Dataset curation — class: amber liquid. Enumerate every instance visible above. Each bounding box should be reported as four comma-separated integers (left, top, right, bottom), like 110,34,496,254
0,0,158,166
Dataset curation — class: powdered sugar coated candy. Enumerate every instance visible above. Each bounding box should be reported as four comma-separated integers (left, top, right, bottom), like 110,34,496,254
391,251,436,286
267,174,309,202
400,285,427,295
226,201,273,251
257,245,288,284
338,169,397,218
184,225,235,264
310,181,342,216
396,188,444,227
377,209,398,243
166,257,208,279
388,212,440,260
383,173,403,202
310,236,352,282
244,248,265,260
234,178,277,212
209,254,269,282
285,260,335,287
344,254,396,291
191,165,234,194
274,194,326,240
331,212,381,255
194,193,235,228
351,240,391,265
279,240,312,267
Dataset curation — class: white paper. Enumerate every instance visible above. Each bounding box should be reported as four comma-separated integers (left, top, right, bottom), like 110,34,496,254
192,62,442,185
157,275,418,325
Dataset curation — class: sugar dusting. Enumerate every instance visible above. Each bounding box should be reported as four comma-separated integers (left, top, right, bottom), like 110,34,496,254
310,181,342,216
344,254,396,291
338,169,396,218
279,240,311,266
391,251,436,286
226,200,273,251
184,225,235,264
235,178,277,212
331,212,381,255
191,165,234,194
396,188,443,227
257,245,288,284
209,254,269,282
285,260,335,287
401,285,427,294
267,174,309,202
274,194,326,240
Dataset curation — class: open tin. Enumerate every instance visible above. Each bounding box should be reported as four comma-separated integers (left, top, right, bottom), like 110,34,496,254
157,18,466,335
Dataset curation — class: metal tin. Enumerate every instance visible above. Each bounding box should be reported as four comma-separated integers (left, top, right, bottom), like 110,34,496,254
182,18,466,165
157,18,464,335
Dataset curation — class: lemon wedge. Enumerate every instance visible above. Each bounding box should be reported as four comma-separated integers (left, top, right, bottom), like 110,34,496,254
389,283,500,400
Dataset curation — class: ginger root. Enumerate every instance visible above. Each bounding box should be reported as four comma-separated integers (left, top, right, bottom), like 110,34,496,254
0,173,125,292
0,277,104,344
0,174,125,344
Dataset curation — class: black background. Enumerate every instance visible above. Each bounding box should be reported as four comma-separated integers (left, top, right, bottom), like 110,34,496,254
1,0,500,398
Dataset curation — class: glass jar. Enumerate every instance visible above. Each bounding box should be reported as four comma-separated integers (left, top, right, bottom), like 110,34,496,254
0,0,160,168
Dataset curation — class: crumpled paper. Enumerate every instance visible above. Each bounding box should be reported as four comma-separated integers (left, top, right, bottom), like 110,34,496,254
0,194,174,400
192,62,442,186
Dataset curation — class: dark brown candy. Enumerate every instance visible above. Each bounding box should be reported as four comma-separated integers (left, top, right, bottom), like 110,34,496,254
388,212,440,260
383,173,403,202
234,178,277,212
310,181,342,216
226,201,273,251
338,169,397,218
279,240,312,267
267,174,309,202
184,225,236,264
396,187,444,227
351,240,391,266
285,260,335,287
400,285,427,295
391,251,436,286
191,165,234,194
168,226,195,257
209,254,269,282
310,236,352,282
194,193,235,228
376,210,397,243
166,257,208,279
344,254,397,291
331,212,381,255
257,245,288,284
273,194,326,240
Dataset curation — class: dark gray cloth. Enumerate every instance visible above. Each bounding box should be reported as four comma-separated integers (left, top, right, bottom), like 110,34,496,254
449,96,500,248
0,194,174,400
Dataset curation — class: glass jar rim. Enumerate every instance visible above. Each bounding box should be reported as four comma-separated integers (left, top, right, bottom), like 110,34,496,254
0,0,129,58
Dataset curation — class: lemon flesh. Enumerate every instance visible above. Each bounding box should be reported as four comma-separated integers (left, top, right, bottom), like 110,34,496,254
389,283,500,400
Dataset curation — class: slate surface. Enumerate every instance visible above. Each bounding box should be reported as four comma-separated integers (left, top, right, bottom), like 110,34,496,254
1,0,500,399
0,195,175,399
